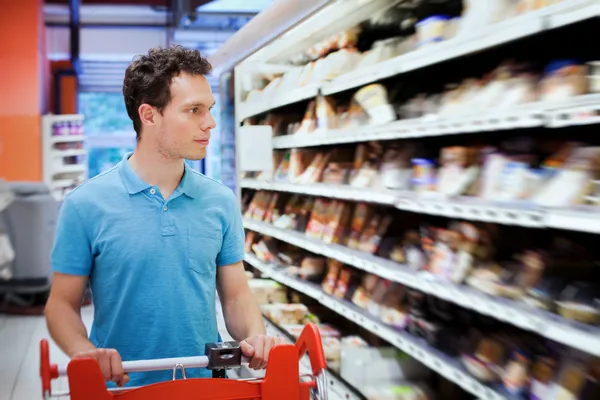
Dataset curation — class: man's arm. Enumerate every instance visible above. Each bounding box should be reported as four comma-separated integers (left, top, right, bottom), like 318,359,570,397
44,197,127,386
217,261,285,369
216,261,265,342
45,272,95,357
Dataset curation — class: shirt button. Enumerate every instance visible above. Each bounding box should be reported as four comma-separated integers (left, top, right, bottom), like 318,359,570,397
163,206,168,211
150,188,156,195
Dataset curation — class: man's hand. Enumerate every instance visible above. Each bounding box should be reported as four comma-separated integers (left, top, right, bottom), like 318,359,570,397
72,348,130,387
239,335,286,370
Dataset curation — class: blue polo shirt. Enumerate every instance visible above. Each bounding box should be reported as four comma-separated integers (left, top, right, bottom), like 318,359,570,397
50,152,245,387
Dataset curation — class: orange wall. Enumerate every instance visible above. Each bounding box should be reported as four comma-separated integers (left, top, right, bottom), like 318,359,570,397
49,60,78,116
0,0,46,182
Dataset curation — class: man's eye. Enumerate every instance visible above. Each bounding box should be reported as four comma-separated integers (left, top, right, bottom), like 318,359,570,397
190,107,198,114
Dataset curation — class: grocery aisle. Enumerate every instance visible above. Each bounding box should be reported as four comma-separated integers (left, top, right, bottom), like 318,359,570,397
216,0,600,399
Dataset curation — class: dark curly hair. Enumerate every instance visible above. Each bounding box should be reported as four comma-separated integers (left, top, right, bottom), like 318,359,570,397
122,45,212,138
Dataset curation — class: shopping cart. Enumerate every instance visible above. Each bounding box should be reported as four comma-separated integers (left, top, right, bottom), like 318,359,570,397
39,323,327,400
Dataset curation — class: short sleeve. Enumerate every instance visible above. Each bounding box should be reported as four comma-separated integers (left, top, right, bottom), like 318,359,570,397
51,197,93,276
216,193,245,267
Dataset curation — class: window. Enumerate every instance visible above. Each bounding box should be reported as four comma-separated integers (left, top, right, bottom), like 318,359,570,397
78,92,137,178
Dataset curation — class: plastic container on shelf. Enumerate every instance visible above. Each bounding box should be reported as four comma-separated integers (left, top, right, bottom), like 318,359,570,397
411,158,435,192
415,15,449,46
539,59,588,102
588,75,600,93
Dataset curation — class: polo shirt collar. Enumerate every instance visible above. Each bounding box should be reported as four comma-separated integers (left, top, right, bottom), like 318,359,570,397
119,152,198,198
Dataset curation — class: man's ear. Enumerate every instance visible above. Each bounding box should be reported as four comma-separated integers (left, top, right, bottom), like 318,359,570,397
138,104,156,126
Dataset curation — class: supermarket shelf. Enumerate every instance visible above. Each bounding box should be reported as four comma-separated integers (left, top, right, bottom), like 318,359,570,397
245,253,509,400
240,179,398,205
53,164,87,174
261,316,365,400
241,181,600,230
50,135,86,144
545,207,600,234
321,10,543,95
51,149,87,158
544,0,600,29
243,222,600,357
238,84,320,120
51,179,80,189
271,95,600,149
321,0,598,96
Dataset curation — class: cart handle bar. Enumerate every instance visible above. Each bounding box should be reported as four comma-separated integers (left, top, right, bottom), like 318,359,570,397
55,354,252,376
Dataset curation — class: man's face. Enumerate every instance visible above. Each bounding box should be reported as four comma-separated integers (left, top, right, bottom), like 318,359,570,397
155,72,216,161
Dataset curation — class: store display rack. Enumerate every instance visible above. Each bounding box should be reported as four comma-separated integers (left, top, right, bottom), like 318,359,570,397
41,114,88,201
240,179,600,233
269,94,600,149
243,219,600,358
245,253,512,400
221,0,600,398
237,0,600,121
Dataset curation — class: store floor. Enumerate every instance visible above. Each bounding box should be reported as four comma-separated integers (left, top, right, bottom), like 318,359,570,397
0,301,233,400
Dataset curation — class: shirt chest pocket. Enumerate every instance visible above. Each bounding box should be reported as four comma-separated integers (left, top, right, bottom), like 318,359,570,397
188,228,222,276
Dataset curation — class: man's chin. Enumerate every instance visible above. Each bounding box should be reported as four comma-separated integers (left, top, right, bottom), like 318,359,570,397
183,151,207,161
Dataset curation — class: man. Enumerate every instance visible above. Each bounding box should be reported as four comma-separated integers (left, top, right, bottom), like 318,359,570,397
45,45,282,388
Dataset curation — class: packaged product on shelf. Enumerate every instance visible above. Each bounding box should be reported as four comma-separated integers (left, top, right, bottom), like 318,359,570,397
461,336,507,382
282,323,341,339
502,350,532,396
263,193,280,224
556,282,600,325
436,146,481,196
288,149,307,182
361,384,431,400
315,95,338,131
295,101,317,134
539,60,588,102
248,280,287,305
285,255,324,281
366,279,392,318
357,214,393,254
378,144,414,191
353,84,397,125
532,146,600,207
322,201,352,245
273,151,291,182
350,144,382,188
351,274,380,309
261,303,308,325
550,357,600,400
333,267,355,300
305,198,330,240
415,15,450,46
411,159,436,193
346,203,373,249
530,354,558,400
322,260,343,295
380,283,409,330
321,162,353,185
297,151,331,184
341,347,432,396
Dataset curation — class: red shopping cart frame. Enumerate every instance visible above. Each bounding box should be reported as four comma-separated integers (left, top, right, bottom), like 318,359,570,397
40,323,327,400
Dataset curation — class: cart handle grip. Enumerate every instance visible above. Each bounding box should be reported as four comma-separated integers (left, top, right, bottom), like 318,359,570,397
295,323,327,377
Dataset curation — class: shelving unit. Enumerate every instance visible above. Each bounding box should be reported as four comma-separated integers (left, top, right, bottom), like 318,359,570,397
214,0,600,398
41,114,88,201
246,253,509,400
